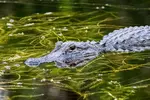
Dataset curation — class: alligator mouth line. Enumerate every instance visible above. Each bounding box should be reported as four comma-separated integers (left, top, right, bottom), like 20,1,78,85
83,53,96,57
66,57,94,67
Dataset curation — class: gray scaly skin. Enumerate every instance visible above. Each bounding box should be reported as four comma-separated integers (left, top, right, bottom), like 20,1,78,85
25,26,150,68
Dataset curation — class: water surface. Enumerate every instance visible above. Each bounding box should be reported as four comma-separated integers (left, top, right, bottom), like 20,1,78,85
0,0,150,100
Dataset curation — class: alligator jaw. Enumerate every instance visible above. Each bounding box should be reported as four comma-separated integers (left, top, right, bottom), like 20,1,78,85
24,52,60,67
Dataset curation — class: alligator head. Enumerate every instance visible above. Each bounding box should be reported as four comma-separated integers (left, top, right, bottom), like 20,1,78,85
25,41,101,68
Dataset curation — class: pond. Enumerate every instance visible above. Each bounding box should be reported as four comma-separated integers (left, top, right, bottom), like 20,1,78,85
0,0,150,100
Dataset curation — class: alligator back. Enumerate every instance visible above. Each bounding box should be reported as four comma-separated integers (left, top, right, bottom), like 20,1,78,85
99,26,150,52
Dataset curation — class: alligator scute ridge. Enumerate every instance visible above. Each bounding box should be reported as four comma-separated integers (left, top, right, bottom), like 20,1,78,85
25,25,150,68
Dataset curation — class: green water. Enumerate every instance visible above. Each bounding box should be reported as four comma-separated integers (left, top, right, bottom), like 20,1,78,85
0,0,150,100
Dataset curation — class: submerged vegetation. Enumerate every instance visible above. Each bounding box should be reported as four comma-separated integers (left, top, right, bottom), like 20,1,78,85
0,10,150,100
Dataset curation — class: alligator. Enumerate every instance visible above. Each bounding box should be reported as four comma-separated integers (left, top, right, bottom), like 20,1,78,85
25,26,150,68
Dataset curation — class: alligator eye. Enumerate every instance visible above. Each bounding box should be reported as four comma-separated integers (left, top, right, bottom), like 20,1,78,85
69,45,76,50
